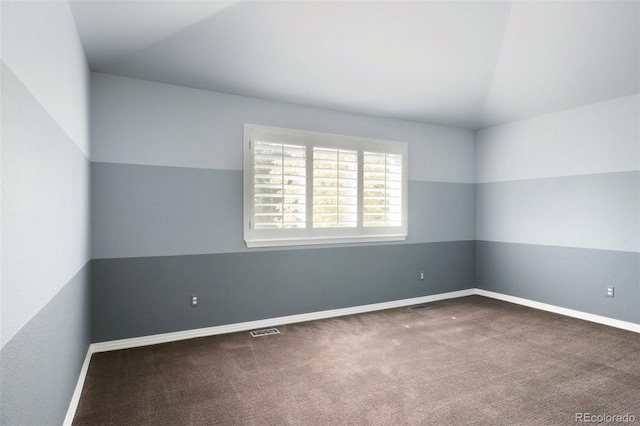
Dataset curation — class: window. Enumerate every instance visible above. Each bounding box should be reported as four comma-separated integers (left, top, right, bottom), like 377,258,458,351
244,124,408,247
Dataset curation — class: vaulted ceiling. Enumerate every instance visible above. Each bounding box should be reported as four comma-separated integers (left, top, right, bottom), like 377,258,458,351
69,1,639,130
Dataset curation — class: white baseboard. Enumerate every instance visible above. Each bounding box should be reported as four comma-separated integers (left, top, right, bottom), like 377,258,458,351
63,289,474,423
88,288,640,355
62,347,93,426
90,289,475,353
475,289,640,334
65,288,639,424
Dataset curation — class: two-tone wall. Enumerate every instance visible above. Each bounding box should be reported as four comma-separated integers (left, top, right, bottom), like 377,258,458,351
90,73,477,343
0,2,91,425
476,94,640,324
2,9,636,421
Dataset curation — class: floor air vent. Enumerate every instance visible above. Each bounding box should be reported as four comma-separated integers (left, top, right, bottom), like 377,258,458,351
249,328,280,337
408,304,431,312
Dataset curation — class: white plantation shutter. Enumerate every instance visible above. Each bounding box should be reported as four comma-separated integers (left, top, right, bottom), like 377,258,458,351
313,148,358,228
244,124,407,247
253,142,306,229
363,152,403,227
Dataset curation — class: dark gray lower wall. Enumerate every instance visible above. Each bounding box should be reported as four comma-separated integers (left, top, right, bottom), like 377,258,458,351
0,262,91,426
476,241,640,324
92,241,475,342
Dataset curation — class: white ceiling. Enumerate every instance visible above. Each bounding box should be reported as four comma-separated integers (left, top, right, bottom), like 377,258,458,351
70,0,639,130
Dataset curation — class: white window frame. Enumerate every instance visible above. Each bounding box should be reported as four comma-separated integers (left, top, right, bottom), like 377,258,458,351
244,124,408,248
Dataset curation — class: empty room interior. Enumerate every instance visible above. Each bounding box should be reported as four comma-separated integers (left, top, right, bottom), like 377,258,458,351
1,0,639,425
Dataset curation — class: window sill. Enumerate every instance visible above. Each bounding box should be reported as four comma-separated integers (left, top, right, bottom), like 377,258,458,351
245,234,407,248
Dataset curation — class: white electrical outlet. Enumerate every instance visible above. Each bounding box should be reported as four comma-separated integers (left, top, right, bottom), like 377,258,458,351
420,271,425,281
191,294,199,307
606,286,614,298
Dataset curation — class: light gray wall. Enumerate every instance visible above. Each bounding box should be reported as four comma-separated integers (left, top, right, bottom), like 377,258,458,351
0,264,91,425
476,95,638,183
0,2,91,425
1,0,90,157
476,95,640,324
90,73,477,342
476,172,639,253
91,164,476,259
91,72,476,183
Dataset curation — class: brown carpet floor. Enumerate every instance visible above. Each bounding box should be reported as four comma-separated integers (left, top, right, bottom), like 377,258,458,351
73,296,640,425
